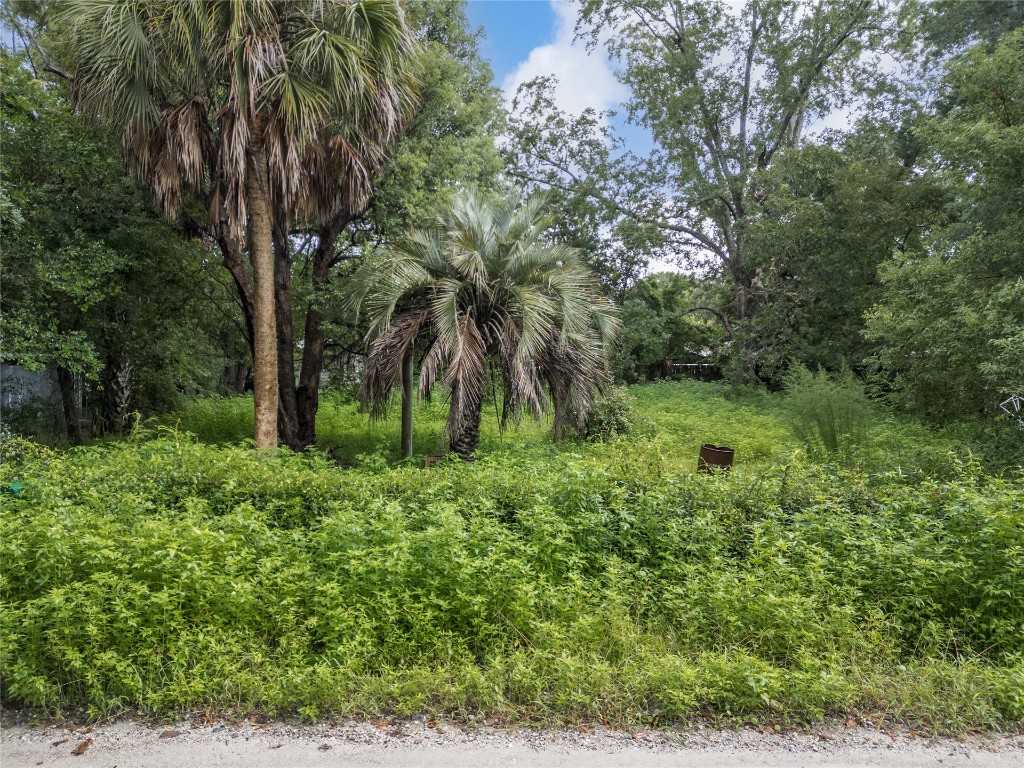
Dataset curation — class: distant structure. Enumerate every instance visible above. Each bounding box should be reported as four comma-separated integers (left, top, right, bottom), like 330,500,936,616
0,363,80,437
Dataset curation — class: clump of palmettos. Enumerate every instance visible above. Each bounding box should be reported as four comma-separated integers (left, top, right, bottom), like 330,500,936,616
349,188,620,460
57,0,419,449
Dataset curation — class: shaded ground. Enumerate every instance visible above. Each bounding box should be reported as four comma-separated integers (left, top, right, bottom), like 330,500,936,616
2,716,1022,768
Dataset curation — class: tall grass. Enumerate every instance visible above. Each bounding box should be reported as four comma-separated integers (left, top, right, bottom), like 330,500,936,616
164,380,798,470
783,366,873,461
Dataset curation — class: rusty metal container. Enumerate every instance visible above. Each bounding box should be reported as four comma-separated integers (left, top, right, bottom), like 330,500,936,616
698,443,735,473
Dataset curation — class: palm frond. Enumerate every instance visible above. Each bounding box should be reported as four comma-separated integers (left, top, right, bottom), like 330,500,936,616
360,309,428,420
442,313,487,443
417,334,449,401
58,0,420,240
352,186,620,457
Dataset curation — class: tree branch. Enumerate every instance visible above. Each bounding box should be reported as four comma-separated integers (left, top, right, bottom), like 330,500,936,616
19,24,73,82
508,164,725,259
758,1,872,170
680,306,734,340
739,10,764,176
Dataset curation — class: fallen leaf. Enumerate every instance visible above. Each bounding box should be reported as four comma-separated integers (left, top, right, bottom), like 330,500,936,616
388,728,406,738
51,739,69,747
268,744,283,750
71,739,93,756
426,720,440,730
631,732,646,740
318,744,332,751
577,726,589,734
650,715,661,728
159,730,184,739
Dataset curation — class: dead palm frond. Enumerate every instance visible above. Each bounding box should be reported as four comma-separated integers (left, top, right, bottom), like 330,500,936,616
59,0,420,238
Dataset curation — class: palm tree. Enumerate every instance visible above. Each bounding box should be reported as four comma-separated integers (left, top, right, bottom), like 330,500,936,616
350,188,620,460
57,0,418,448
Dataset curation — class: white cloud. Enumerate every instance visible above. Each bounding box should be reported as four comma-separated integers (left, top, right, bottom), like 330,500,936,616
501,0,627,117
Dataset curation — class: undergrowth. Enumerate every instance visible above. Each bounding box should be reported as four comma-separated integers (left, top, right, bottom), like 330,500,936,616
2,400,1022,729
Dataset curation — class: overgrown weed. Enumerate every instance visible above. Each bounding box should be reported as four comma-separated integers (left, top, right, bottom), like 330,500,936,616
2,395,1021,731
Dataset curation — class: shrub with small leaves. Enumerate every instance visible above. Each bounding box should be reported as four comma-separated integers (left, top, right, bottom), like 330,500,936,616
1,420,1021,729
581,387,652,441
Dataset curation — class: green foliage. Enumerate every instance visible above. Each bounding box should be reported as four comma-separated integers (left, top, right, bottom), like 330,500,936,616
580,387,653,441
920,0,1024,55
865,28,1024,420
744,137,945,380
615,273,724,382
1,410,1021,727
783,367,873,461
368,0,504,238
0,51,229,425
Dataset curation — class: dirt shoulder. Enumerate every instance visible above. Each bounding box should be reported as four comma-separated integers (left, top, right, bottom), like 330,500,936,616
2,715,1023,768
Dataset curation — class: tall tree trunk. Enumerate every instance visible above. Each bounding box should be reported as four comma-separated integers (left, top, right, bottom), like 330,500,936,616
728,245,762,385
401,350,413,457
294,220,350,451
273,218,301,450
246,145,278,450
56,367,84,445
217,228,256,363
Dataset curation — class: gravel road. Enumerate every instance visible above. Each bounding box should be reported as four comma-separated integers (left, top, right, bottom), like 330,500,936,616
3,716,1023,768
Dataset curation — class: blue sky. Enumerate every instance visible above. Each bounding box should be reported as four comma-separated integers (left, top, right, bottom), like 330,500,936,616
464,1,628,120
465,1,556,88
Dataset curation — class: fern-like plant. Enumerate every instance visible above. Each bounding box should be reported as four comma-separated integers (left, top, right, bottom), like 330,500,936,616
784,365,873,460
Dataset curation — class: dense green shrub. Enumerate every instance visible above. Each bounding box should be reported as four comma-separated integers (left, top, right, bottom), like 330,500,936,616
581,387,653,441
1,424,1021,728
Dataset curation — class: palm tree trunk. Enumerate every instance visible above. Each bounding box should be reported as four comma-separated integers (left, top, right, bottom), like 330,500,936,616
246,145,278,450
449,387,482,461
401,350,413,457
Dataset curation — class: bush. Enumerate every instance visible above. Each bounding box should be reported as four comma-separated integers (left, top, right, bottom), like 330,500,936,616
581,387,652,441
784,366,873,461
